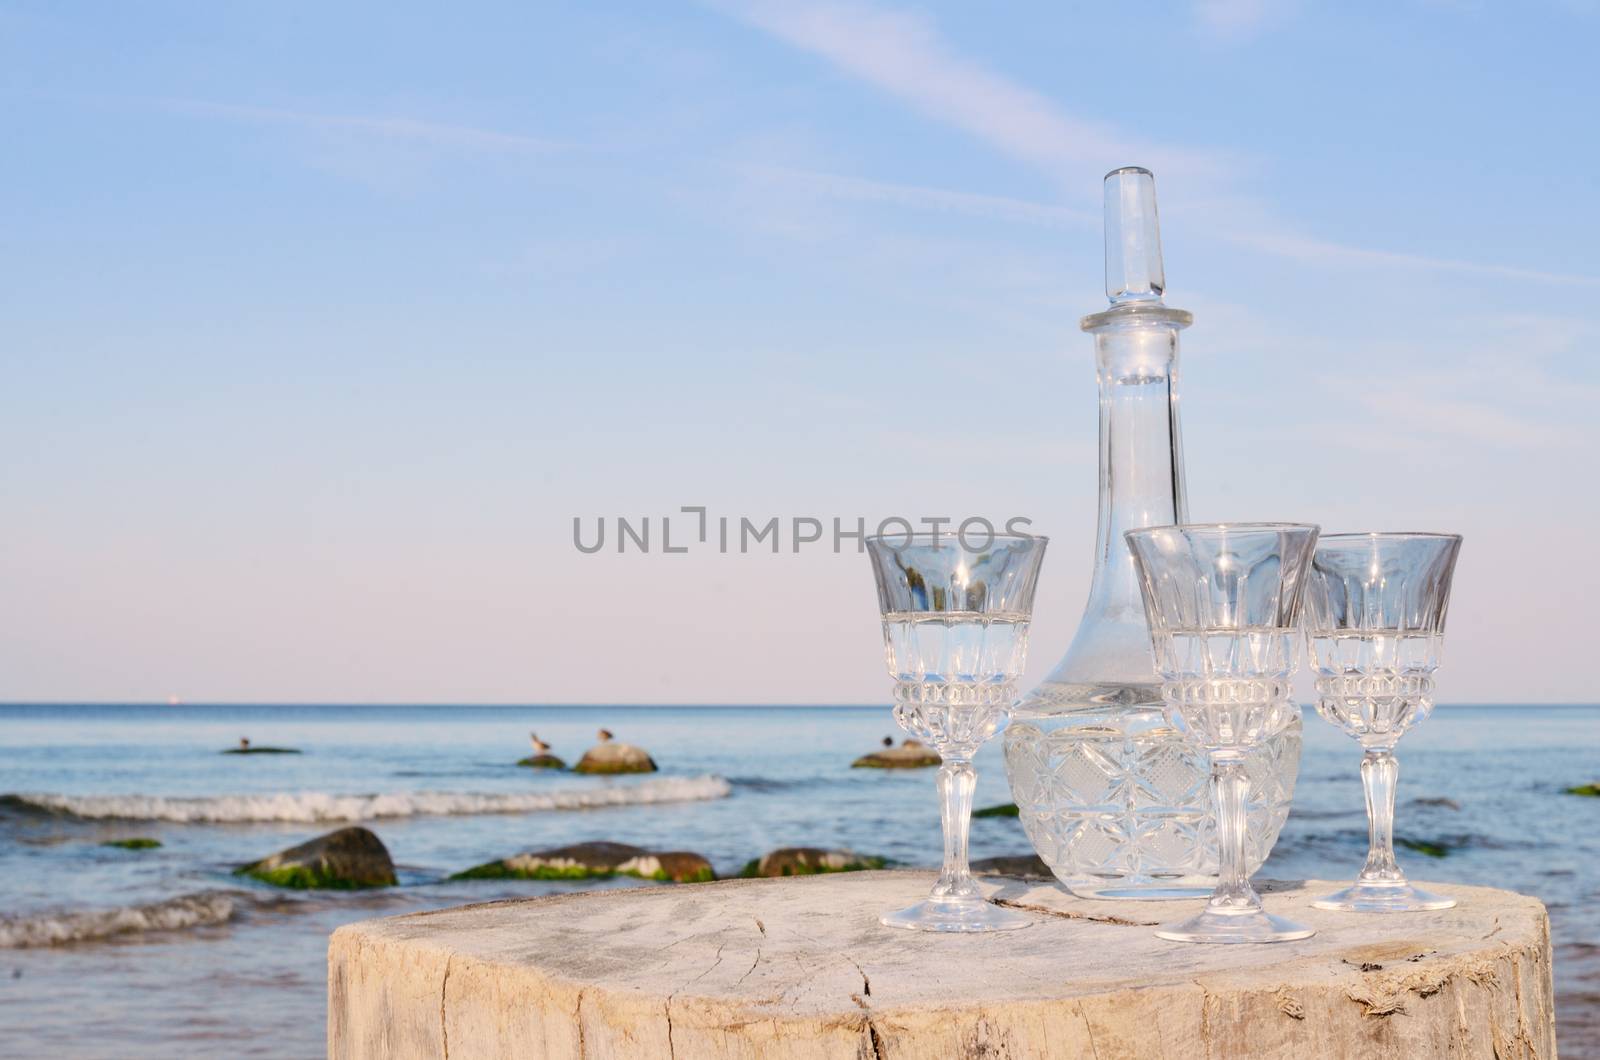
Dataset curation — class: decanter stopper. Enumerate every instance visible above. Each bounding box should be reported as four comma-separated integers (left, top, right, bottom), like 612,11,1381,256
1104,166,1165,304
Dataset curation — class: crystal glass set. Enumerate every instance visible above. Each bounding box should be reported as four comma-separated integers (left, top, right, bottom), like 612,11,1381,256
1006,168,1301,901
863,169,1465,943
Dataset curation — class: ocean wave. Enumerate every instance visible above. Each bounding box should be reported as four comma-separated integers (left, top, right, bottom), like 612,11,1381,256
2,775,732,824
0,891,240,948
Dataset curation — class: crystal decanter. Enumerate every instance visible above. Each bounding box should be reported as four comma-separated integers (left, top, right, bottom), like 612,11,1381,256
1002,167,1302,899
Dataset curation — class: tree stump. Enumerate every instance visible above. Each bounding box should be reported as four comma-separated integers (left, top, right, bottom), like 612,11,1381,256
328,871,1555,1059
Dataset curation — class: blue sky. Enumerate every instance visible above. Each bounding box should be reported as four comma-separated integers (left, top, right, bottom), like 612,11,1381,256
2,1,1597,703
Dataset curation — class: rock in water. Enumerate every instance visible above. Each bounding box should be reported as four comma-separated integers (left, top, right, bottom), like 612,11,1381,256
739,847,886,878
452,841,711,883
237,826,396,889
972,854,1053,879
516,754,567,769
1565,783,1600,797
572,742,658,774
851,739,940,769
221,746,301,755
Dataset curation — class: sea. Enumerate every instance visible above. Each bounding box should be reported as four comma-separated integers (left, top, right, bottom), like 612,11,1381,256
1,703,1596,1057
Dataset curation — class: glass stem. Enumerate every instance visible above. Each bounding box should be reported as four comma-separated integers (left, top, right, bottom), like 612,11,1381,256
1359,749,1404,885
1208,753,1259,912
931,759,978,901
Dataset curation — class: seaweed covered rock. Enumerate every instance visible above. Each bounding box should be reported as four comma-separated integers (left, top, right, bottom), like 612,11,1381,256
739,847,886,878
237,826,396,889
851,739,940,769
972,854,1053,879
222,746,301,755
102,837,162,850
452,841,711,883
516,754,567,769
573,743,657,775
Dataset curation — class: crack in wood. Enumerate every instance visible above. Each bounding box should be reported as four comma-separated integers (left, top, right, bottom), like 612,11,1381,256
1274,986,1307,1021
1192,980,1214,1060
679,942,727,991
1076,1002,1103,1060
849,959,872,998
736,948,763,988
992,897,1161,927
439,955,453,1060
848,959,883,1059
1344,952,1504,1018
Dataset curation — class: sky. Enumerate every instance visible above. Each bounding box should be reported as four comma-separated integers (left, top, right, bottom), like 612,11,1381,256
2,1,1597,705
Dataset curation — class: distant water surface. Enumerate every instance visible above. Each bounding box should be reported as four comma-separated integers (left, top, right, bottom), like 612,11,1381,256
0,703,1595,1056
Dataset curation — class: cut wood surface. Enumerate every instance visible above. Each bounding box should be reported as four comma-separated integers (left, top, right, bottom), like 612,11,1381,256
328,870,1555,1060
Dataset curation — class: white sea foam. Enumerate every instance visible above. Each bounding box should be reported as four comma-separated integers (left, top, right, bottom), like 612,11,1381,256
0,891,240,948
6,775,732,824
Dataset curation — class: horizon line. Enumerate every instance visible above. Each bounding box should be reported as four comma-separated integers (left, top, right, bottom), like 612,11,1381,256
1,700,1595,710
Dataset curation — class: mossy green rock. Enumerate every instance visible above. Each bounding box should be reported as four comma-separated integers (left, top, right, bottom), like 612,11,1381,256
739,847,887,878
572,743,658,774
1397,837,1451,858
516,753,567,769
452,841,712,883
237,826,396,889
1565,783,1600,797
971,854,1053,879
102,837,162,850
974,803,1020,818
851,741,940,769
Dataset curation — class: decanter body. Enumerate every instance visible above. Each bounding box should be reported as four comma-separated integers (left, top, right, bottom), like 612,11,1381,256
1002,167,1302,899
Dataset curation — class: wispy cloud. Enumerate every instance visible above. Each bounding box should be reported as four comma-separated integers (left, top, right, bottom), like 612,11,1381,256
483,235,636,277
740,160,1600,289
1191,0,1299,41
158,99,564,155
711,1,1233,184
1355,392,1583,449
1228,229,1600,288
1303,315,1600,452
715,1,1600,290
742,164,1095,228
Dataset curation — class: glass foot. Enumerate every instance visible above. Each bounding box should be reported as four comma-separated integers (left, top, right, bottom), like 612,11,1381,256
880,897,1033,933
1312,881,1456,913
1155,906,1315,944
1069,878,1213,901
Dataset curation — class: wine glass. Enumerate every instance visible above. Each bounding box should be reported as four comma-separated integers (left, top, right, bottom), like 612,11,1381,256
1304,532,1463,913
865,530,1048,932
1125,522,1320,944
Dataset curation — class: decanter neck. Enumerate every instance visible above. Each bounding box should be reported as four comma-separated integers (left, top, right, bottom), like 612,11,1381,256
1016,165,1196,712
1084,321,1188,621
